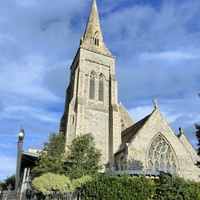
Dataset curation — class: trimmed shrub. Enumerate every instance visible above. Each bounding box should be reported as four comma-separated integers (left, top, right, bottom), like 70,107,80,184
80,173,156,200
154,174,200,200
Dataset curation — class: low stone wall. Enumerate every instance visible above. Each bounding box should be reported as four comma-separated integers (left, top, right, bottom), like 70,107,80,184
2,190,26,200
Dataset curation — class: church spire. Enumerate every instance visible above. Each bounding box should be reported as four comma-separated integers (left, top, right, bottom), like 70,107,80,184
80,0,113,57
83,0,101,42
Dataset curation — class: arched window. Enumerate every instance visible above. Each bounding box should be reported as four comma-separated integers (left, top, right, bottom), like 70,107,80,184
147,134,178,175
121,119,127,131
94,38,99,46
98,73,104,101
121,119,125,129
89,72,95,100
94,31,100,46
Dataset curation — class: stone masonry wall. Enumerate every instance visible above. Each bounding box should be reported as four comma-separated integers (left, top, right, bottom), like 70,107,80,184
126,109,200,181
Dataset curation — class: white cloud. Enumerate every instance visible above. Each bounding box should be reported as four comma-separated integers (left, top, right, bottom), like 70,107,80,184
128,106,153,122
0,0,200,182
0,55,63,103
139,51,200,61
1,104,61,124
15,0,37,7
0,143,16,149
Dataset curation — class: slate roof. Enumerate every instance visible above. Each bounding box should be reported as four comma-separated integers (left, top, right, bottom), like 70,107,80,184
121,109,156,144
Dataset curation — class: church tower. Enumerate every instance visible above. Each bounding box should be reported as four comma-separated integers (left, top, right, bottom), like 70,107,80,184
60,0,121,169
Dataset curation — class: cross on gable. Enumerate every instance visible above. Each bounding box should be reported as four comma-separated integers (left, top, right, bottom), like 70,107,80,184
153,98,158,109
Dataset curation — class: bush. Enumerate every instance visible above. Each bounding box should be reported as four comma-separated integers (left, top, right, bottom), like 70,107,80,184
80,173,156,200
31,173,72,196
31,172,200,199
154,174,200,200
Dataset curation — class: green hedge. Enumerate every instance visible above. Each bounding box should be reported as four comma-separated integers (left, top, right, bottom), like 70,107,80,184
155,174,200,200
80,173,200,200
80,173,156,200
31,173,200,199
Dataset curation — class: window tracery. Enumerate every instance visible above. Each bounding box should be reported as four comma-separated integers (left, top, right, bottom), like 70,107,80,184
147,134,177,175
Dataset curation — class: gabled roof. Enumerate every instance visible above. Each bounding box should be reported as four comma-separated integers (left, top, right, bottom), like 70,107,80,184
121,109,156,144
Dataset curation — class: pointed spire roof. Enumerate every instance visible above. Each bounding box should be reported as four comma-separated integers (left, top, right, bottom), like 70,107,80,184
83,0,101,41
80,0,113,57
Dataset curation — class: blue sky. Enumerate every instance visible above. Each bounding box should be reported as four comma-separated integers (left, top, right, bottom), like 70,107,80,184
0,0,200,182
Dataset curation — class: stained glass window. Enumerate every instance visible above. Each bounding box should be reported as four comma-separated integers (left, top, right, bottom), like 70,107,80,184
166,162,170,173
148,161,153,171
147,134,177,175
172,163,176,174
154,161,159,172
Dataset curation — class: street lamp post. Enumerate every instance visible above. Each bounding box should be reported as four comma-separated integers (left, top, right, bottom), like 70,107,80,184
15,127,25,192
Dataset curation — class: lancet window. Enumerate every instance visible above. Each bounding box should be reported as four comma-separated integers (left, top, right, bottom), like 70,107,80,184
121,119,127,131
89,72,95,100
98,73,104,101
147,134,177,175
94,38,99,46
94,31,100,46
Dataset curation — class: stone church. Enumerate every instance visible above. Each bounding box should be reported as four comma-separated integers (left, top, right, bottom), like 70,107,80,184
60,0,200,181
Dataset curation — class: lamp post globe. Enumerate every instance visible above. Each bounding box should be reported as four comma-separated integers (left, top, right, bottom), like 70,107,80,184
18,128,25,141
15,127,25,192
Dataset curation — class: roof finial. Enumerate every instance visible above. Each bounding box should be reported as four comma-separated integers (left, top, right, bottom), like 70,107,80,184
153,98,158,109
179,127,184,134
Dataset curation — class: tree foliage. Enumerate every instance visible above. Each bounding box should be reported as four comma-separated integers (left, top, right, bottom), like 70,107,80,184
31,172,200,200
196,93,200,166
31,173,92,199
0,175,15,191
196,124,200,156
31,173,72,196
154,174,200,200
67,133,102,179
80,173,156,200
32,132,66,177
80,173,200,200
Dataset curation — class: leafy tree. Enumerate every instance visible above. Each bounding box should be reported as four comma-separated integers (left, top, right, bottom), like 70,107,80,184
0,182,3,191
32,132,66,177
196,124,200,155
0,175,15,191
67,133,102,179
196,93,200,166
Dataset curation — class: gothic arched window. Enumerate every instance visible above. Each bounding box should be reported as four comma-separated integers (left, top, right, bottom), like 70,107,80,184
121,119,127,131
89,72,95,100
98,73,104,101
147,134,178,175
94,38,99,46
94,31,100,46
